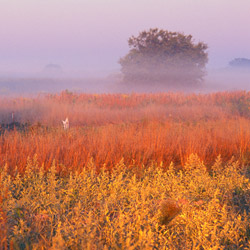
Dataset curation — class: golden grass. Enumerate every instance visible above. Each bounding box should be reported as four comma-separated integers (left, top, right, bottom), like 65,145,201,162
0,155,249,249
0,91,250,249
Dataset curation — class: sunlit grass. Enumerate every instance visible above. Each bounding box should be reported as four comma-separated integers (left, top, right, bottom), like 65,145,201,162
0,91,250,249
0,155,249,249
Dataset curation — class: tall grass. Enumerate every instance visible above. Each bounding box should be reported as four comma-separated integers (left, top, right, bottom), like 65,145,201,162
0,118,250,174
0,91,250,248
0,155,249,249
0,91,250,174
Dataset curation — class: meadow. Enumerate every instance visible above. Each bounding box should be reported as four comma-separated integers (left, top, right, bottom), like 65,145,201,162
0,91,250,249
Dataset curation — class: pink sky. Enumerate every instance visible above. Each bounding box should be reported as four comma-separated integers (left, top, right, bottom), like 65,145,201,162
0,0,250,75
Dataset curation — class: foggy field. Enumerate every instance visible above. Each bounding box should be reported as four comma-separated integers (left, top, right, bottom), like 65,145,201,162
0,91,250,172
0,90,250,249
1,68,250,96
1,0,250,248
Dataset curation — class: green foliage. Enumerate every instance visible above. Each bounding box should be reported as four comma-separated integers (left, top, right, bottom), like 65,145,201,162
119,28,208,86
0,156,249,249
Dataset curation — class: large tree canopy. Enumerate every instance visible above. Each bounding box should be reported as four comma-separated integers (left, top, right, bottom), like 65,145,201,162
119,28,208,86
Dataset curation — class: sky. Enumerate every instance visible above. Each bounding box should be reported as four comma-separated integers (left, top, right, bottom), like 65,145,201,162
0,0,250,76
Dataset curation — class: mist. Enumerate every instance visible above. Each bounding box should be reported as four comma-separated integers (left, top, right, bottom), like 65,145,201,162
0,0,250,95
204,68,250,92
0,66,249,97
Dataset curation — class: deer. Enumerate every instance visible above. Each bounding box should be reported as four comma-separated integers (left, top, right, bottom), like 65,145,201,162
62,117,69,130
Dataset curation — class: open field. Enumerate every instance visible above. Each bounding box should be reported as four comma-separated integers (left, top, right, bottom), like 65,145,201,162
0,91,250,173
0,91,250,249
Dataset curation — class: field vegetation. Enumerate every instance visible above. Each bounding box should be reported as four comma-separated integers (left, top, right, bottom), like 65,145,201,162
0,90,250,249
0,91,250,173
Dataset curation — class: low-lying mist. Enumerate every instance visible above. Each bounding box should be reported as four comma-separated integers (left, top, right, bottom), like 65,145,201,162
204,68,250,92
0,67,249,96
0,91,249,127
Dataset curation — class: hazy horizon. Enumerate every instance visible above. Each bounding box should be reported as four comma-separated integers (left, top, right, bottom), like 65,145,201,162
1,0,250,77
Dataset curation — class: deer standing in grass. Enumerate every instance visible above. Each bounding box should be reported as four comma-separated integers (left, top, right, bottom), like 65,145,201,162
62,117,69,130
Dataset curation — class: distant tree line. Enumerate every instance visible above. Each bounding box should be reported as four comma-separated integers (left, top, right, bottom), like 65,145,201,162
229,58,250,68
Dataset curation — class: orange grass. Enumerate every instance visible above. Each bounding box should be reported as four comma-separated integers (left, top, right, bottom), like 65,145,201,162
0,91,249,174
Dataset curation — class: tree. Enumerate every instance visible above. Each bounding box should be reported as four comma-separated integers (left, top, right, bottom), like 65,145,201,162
229,58,250,68
119,28,208,86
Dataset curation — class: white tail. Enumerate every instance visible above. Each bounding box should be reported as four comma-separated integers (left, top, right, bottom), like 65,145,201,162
62,117,69,130
11,112,15,123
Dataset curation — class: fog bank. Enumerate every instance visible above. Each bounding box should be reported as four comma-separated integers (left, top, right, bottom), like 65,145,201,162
0,67,249,97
